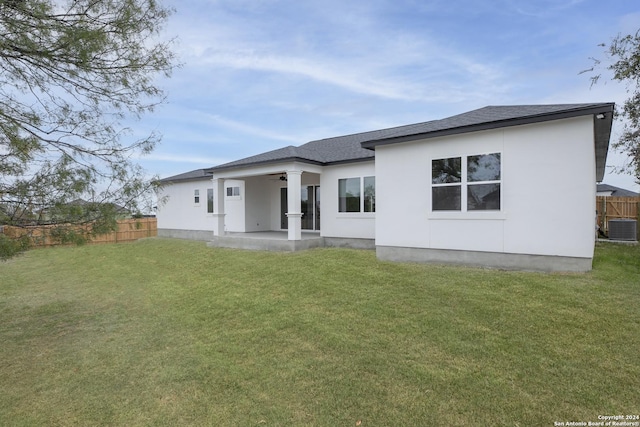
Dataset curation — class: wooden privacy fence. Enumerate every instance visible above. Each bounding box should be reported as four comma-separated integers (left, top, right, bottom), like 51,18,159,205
90,218,157,245
596,196,640,237
1,218,157,248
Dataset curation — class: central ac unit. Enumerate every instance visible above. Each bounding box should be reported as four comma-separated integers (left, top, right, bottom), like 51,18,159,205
608,219,637,241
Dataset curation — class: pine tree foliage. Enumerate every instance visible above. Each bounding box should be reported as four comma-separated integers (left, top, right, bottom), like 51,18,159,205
0,0,175,255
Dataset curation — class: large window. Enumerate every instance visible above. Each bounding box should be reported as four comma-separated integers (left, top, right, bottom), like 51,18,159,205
467,153,501,210
339,176,375,213
339,178,360,212
207,188,214,213
432,153,500,211
431,157,461,210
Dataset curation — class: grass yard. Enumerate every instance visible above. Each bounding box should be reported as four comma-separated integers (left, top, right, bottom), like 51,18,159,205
0,238,638,426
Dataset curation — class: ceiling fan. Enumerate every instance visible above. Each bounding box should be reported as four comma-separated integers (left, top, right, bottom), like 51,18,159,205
268,173,287,181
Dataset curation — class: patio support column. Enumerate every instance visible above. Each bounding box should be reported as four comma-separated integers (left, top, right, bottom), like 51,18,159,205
212,177,225,237
286,170,302,241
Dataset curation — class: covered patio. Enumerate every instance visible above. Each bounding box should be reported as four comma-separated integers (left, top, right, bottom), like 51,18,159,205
207,231,325,252
207,160,323,249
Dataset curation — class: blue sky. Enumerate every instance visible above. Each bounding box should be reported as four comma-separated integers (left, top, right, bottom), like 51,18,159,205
136,0,640,192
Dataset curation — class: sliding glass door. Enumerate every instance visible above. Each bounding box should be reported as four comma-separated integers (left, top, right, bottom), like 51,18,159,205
281,186,320,231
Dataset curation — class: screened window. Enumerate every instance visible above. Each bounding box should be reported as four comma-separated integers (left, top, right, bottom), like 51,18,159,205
432,153,500,212
207,188,214,213
194,189,200,204
338,176,375,213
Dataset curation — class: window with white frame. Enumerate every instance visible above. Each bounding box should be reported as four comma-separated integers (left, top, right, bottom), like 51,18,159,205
207,188,214,213
226,186,240,197
194,189,200,205
432,153,500,211
338,176,375,213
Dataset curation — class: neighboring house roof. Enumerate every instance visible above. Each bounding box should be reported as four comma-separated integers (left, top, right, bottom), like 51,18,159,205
63,198,130,215
68,198,128,210
158,169,211,184
596,183,639,197
160,103,613,180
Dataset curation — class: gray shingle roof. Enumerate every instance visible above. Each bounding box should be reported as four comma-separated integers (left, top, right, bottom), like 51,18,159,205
360,103,614,147
205,145,332,172
158,169,211,183
201,103,614,179
208,135,377,172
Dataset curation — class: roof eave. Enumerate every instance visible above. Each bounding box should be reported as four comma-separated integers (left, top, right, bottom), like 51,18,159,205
156,174,212,184
205,157,326,174
323,156,375,166
204,155,376,174
594,106,615,182
361,103,616,150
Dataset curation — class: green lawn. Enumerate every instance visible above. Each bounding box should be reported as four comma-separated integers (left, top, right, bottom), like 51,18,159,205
0,239,638,426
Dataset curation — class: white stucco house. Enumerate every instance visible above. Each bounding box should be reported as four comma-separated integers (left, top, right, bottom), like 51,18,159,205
157,103,614,272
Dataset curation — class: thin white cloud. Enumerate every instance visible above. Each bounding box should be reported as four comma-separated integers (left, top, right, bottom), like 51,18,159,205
205,114,302,143
194,35,510,104
199,49,419,100
168,0,511,104
510,0,587,17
